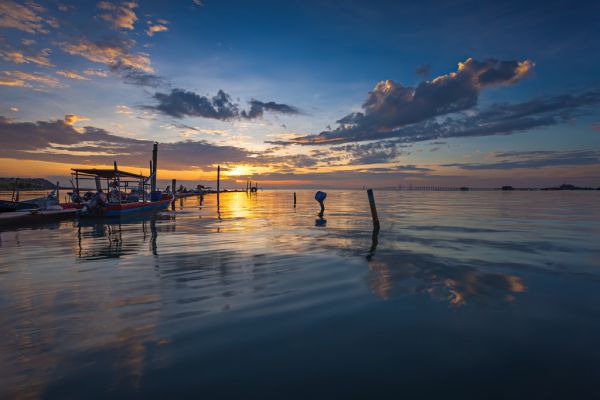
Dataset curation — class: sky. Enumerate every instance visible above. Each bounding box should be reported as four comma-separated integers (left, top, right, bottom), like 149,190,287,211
0,0,599,189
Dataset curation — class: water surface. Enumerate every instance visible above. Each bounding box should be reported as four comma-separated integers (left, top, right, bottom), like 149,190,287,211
1,190,599,399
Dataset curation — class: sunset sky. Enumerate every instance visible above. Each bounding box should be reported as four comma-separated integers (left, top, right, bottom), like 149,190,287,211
1,0,599,188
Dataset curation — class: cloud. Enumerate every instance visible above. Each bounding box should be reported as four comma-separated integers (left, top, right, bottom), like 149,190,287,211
241,100,299,119
115,105,133,115
116,66,165,87
150,89,238,119
97,1,138,30
161,123,228,138
146,23,168,37
64,114,90,125
288,58,534,145
59,37,153,73
0,47,54,67
56,69,89,80
0,70,59,88
443,150,600,170
148,88,300,120
590,122,600,132
0,0,54,34
0,116,251,170
330,141,410,165
83,69,109,77
415,64,431,77
284,89,600,146
9,107,19,112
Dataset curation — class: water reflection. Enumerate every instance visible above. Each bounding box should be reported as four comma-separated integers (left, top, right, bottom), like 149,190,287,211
0,190,599,398
75,215,174,259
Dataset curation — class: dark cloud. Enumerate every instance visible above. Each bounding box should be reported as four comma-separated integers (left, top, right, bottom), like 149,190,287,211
0,116,249,170
110,63,166,88
443,150,600,170
148,89,238,120
284,58,534,145
415,64,431,77
147,88,300,120
282,90,600,146
241,100,299,119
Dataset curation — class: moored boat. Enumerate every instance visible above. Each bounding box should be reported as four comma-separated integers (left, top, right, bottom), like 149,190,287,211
71,143,174,218
0,199,39,213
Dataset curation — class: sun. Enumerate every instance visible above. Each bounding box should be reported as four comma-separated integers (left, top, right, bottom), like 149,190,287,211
227,165,250,177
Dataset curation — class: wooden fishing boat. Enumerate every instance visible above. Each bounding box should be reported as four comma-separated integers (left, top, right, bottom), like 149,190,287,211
71,143,174,218
78,192,173,217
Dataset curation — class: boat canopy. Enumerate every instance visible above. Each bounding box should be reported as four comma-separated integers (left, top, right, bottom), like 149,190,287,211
71,168,146,180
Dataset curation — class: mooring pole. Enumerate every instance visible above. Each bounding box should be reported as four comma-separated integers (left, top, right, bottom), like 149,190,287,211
172,179,176,194
367,189,380,231
75,171,79,194
217,165,221,204
151,142,158,192
294,192,297,207
56,181,60,202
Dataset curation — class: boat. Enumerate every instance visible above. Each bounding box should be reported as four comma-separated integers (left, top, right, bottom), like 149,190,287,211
71,143,174,218
0,199,39,212
0,186,60,213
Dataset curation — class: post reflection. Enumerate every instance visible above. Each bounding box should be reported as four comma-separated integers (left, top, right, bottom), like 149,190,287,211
76,214,168,259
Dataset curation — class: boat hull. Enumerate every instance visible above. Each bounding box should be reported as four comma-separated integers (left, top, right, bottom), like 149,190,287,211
79,197,173,217
0,199,39,213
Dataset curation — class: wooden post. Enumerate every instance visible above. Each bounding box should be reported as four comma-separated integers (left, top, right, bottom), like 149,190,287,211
172,179,176,194
217,165,220,204
151,142,158,192
367,189,380,231
56,181,60,202
75,171,79,194
114,161,121,204
293,192,296,207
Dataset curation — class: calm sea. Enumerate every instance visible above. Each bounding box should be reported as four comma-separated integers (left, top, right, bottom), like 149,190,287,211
1,190,599,399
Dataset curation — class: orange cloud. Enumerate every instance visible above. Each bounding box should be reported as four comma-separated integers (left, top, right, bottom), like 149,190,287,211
0,48,54,67
0,0,52,34
146,24,168,37
64,114,90,125
59,38,153,73
0,70,59,88
97,1,138,30
56,69,89,80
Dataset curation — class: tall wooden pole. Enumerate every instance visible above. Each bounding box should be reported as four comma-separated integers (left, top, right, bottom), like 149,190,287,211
367,189,380,231
75,171,79,194
151,142,158,192
294,192,296,207
172,179,176,194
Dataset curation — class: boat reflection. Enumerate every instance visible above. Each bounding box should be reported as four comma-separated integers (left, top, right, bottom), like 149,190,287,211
76,214,174,259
